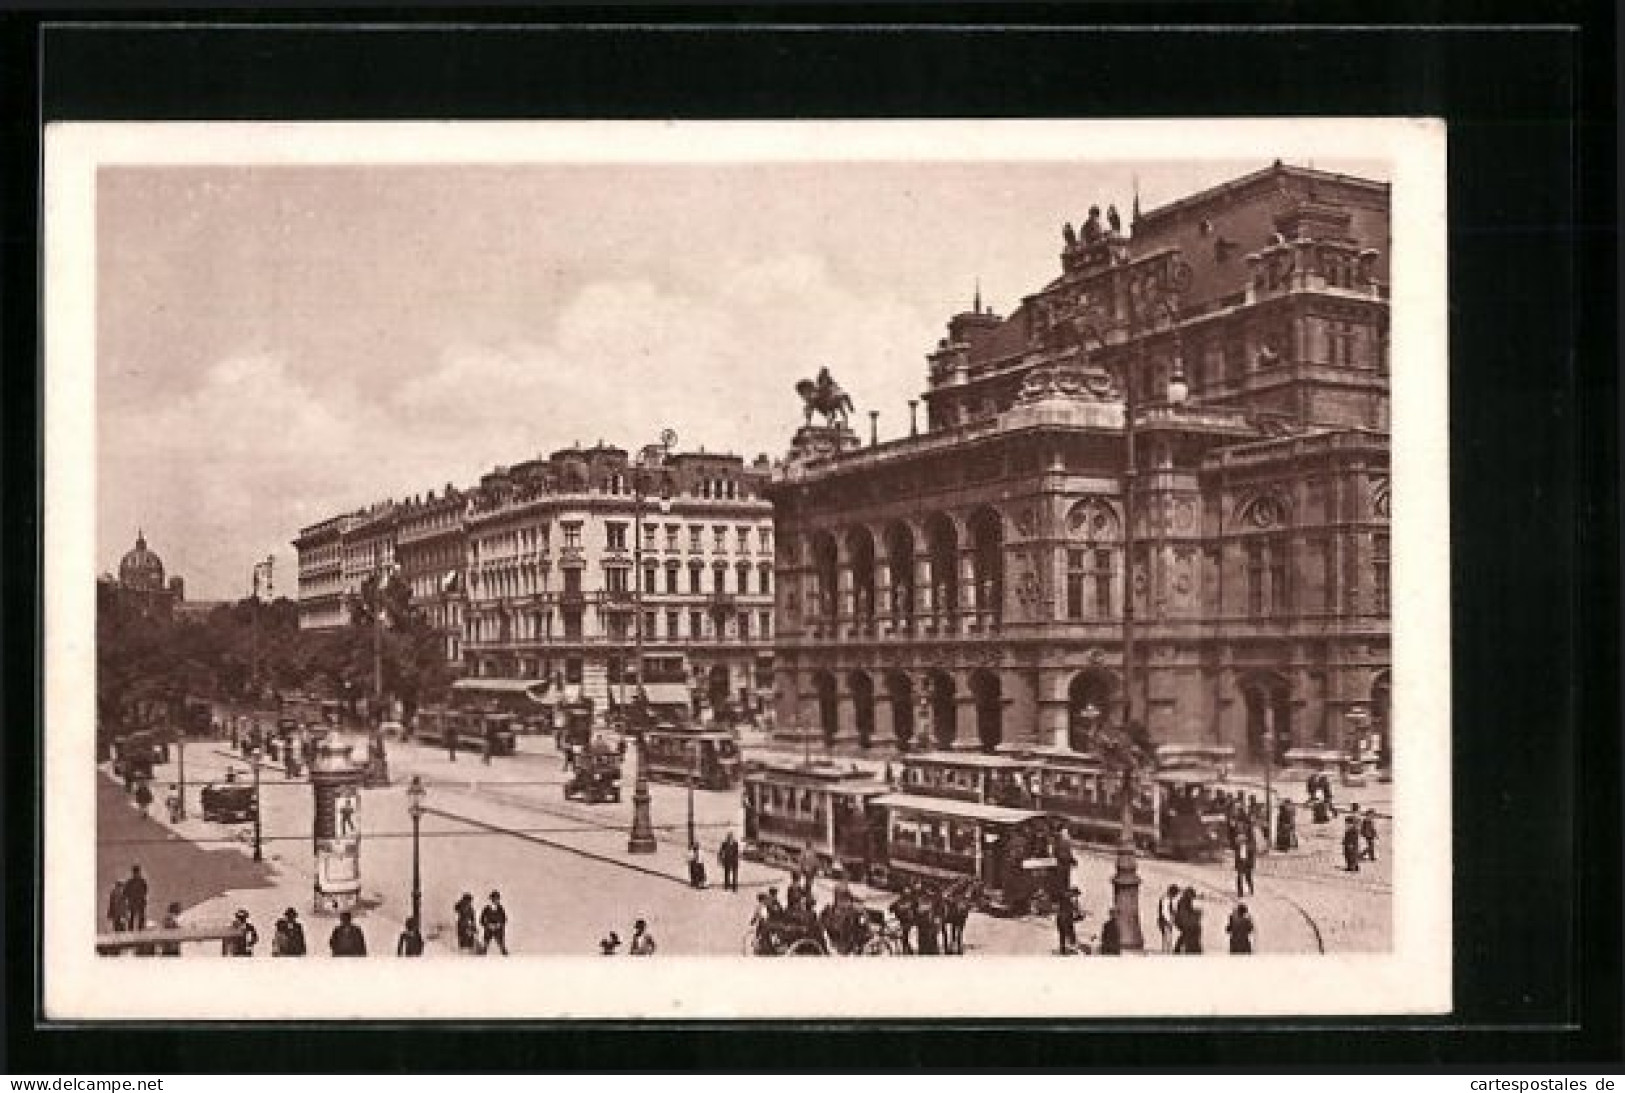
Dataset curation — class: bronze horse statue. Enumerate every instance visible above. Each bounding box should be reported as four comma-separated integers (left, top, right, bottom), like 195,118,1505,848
795,368,854,428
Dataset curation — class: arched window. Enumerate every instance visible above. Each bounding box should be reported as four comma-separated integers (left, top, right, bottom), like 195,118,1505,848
1065,498,1121,619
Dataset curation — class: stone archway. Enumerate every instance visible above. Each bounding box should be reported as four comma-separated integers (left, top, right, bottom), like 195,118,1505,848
1238,671,1293,765
811,669,839,745
1067,669,1119,751
848,670,875,749
968,507,1004,624
924,514,960,619
811,532,839,624
969,669,1003,753
884,671,915,749
884,523,917,630
847,526,877,632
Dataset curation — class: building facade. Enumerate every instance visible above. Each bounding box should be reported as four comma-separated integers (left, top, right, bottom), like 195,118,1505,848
291,444,778,714
768,162,1392,768
292,514,352,630
462,444,776,712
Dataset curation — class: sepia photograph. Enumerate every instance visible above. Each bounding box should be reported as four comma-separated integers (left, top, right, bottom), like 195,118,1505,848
44,118,1450,1020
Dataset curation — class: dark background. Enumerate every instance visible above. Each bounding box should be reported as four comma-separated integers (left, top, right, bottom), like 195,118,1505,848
3,4,1617,1070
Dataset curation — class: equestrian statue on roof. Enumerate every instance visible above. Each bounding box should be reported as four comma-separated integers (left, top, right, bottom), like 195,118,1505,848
795,367,855,429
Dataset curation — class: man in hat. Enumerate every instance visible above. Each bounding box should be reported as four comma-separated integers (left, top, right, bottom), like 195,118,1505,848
223,909,258,956
123,865,149,931
717,829,741,892
1341,815,1362,872
273,908,307,956
480,891,508,955
1360,808,1380,861
1056,886,1084,955
328,910,367,956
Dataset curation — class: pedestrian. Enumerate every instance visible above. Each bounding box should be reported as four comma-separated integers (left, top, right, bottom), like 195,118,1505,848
479,891,508,955
764,886,785,919
123,865,149,931
1276,798,1297,852
1342,815,1361,872
1360,808,1379,861
328,910,367,956
888,886,916,955
273,907,307,956
106,880,129,934
629,918,657,955
134,779,154,818
166,783,183,822
157,902,183,956
482,725,494,766
599,932,622,955
915,892,942,956
1099,905,1122,956
687,843,708,889
396,916,425,956
1156,884,1179,953
454,893,478,953
798,841,821,881
444,719,458,764
1234,830,1256,897
1226,903,1256,954
223,909,258,956
1056,886,1082,955
1173,887,1202,954
718,830,741,892
1052,825,1076,902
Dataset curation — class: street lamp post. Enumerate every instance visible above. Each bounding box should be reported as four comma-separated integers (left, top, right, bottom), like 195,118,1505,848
627,428,675,856
407,775,426,931
250,745,263,862
1082,286,1189,956
687,751,698,850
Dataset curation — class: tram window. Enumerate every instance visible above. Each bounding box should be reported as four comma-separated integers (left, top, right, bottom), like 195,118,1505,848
949,822,976,855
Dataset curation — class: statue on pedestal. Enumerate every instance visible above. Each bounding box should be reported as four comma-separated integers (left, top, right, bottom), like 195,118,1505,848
795,367,855,428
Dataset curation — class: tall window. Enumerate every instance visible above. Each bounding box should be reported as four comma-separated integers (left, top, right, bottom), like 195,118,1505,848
606,522,628,551
737,611,751,641
689,610,704,639
643,523,658,551
643,610,657,639
758,527,772,554
737,527,750,554
713,526,727,552
689,525,702,552
666,609,679,639
665,563,680,595
714,563,727,593
643,563,658,595
759,564,773,596
689,563,703,594
759,610,772,638
1245,537,1292,617
563,522,582,550
737,562,751,595
605,567,629,594
665,524,679,551
1372,533,1390,613
1065,498,1120,619
563,568,582,595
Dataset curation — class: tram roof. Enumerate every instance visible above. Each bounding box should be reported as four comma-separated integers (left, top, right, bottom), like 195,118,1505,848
452,677,549,697
900,751,1034,770
746,763,888,792
873,793,1050,825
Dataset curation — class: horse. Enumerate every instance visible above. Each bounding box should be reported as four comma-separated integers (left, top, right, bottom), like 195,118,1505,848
795,375,855,428
940,877,983,955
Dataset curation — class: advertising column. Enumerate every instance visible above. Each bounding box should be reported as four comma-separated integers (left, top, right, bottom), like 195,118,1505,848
310,735,366,912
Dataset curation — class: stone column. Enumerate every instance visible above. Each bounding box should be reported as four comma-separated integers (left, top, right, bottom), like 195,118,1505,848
837,564,856,638
914,554,935,629
875,563,894,635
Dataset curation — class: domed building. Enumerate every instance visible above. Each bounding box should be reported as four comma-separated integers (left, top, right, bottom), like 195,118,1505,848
106,529,185,618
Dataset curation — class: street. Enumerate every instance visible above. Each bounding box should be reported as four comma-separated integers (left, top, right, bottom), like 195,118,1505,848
97,729,1392,958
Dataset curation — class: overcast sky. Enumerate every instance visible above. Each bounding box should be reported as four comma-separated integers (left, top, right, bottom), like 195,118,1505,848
97,155,1387,599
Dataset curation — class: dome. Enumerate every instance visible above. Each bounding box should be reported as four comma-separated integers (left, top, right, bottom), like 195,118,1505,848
118,530,166,591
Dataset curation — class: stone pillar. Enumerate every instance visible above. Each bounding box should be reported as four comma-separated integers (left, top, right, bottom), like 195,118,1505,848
875,563,894,635
959,549,979,633
837,564,856,638
914,554,935,627
953,693,978,751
